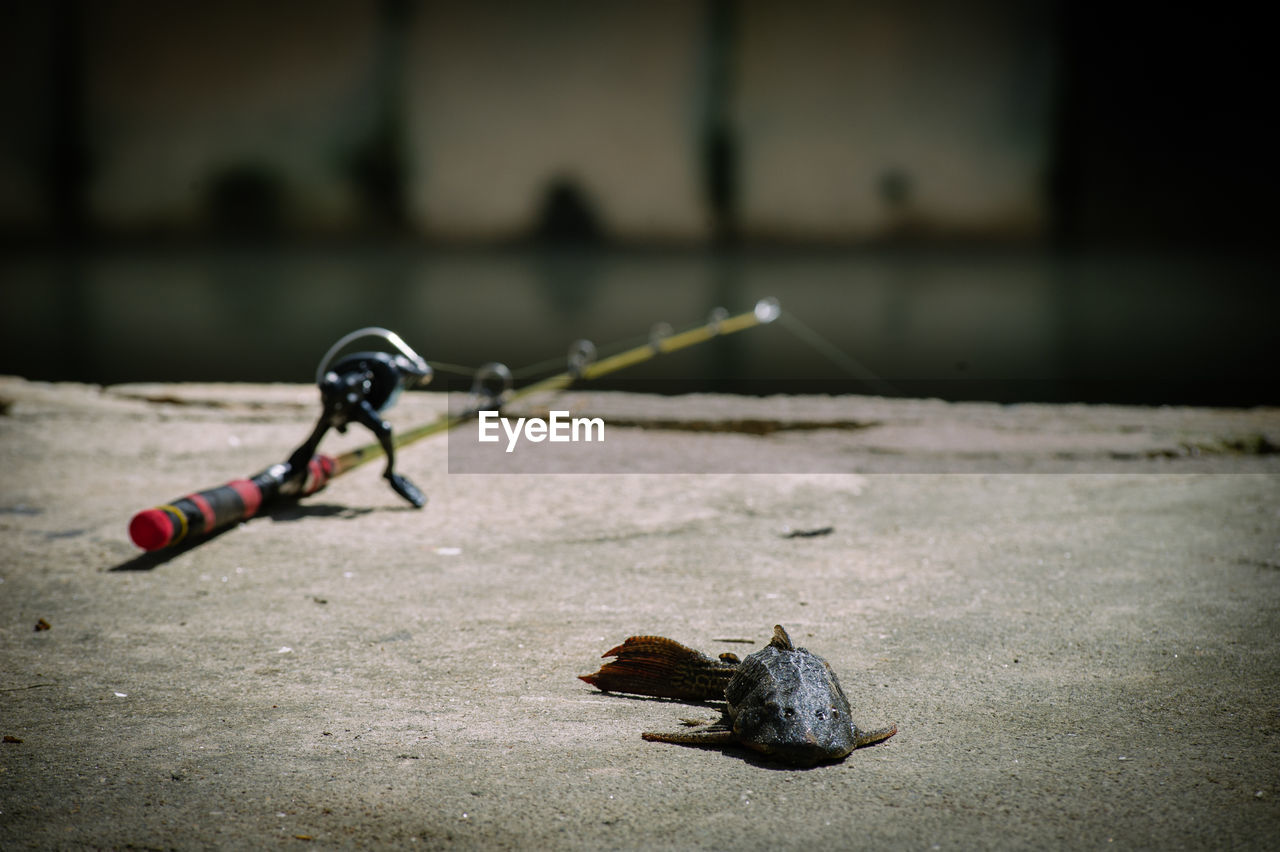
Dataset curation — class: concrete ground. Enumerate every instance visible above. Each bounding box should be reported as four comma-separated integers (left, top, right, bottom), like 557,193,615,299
1,376,1278,849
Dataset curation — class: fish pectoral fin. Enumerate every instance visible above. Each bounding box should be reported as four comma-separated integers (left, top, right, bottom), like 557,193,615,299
642,723,736,747
677,716,720,727
854,723,897,748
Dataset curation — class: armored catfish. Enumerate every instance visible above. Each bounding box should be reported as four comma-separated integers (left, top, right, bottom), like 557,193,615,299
580,625,896,766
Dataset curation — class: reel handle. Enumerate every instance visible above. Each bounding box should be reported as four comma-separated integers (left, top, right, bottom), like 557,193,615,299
127,455,335,551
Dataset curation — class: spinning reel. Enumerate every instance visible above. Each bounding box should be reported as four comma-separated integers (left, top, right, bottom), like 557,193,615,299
284,327,433,507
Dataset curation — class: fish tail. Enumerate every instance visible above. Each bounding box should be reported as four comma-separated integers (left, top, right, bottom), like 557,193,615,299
579,635,735,701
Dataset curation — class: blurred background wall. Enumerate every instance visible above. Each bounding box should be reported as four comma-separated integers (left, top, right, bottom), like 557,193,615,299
3,0,1060,243
1,0,1275,403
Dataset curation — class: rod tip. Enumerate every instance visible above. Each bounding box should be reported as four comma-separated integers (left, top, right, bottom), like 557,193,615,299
754,297,781,323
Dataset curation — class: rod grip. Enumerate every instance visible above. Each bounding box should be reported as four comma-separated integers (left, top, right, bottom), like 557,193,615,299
128,455,335,551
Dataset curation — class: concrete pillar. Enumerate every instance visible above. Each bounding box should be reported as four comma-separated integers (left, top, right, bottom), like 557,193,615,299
0,6,57,230
82,0,383,234
403,1,709,242
733,0,1056,241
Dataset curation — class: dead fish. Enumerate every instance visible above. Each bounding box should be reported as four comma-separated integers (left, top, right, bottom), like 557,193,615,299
580,624,896,766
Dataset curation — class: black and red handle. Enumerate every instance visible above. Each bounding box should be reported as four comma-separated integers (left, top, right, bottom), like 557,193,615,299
128,455,336,551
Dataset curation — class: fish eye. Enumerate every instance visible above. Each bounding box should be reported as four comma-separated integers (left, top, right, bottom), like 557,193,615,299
814,709,826,720
782,707,795,719
830,708,838,717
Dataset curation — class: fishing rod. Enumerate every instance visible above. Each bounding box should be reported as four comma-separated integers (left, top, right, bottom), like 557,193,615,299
127,298,781,552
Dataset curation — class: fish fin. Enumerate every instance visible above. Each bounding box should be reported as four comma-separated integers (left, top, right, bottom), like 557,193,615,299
579,635,734,701
677,716,717,727
854,723,897,748
769,624,795,650
642,721,736,747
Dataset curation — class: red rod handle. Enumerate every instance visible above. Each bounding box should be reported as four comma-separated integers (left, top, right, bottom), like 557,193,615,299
128,455,335,551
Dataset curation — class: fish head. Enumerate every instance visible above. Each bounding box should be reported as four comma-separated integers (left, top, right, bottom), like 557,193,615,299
729,651,858,766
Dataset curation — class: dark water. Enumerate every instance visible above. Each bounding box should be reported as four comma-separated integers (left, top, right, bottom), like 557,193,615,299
2,246,1275,405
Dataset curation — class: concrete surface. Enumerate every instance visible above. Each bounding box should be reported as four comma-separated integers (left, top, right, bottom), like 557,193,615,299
1,376,1278,849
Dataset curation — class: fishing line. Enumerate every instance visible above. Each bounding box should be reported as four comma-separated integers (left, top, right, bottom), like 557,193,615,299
776,311,897,396
425,360,483,378
509,331,650,381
